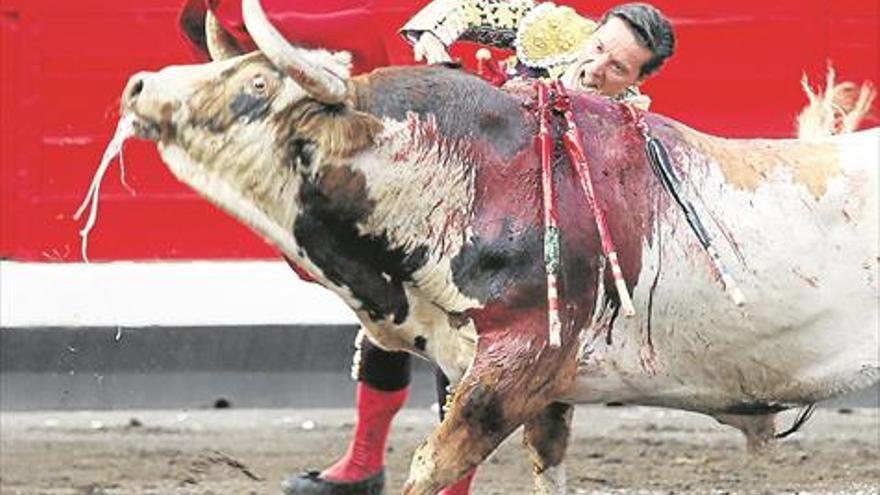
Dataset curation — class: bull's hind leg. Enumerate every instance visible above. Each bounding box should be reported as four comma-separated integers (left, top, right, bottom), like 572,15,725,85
523,402,573,495
712,412,777,454
403,310,580,495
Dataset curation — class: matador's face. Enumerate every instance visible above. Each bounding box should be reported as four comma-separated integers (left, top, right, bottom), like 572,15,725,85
562,16,653,97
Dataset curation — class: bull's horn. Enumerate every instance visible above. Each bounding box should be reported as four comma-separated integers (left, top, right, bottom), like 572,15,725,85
206,11,242,61
242,0,348,104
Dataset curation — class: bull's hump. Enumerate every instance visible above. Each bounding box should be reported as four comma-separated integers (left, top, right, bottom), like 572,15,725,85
352,66,533,161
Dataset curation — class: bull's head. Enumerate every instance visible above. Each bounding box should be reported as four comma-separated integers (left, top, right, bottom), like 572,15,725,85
120,0,383,260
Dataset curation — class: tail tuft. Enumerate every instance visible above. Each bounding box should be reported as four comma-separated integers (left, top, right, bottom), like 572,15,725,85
796,66,876,139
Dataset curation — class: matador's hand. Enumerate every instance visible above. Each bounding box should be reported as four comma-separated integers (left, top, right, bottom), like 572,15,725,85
413,32,452,64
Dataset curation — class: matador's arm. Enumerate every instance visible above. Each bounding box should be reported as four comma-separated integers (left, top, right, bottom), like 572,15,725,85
400,0,537,50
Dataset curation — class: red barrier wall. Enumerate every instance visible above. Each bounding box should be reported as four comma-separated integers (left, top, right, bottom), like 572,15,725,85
1,0,876,262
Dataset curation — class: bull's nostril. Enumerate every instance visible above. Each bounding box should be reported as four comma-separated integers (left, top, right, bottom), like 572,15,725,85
129,79,144,99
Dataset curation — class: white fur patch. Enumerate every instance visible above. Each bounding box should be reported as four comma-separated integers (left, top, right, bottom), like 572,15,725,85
566,128,880,411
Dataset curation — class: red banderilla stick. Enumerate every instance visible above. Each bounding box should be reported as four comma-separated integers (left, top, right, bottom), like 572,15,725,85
535,82,564,347
553,81,636,317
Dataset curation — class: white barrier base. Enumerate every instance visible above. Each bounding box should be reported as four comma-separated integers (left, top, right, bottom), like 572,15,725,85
0,261,358,327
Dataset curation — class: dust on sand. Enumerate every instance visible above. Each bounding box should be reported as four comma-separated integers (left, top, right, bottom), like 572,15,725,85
1,406,878,494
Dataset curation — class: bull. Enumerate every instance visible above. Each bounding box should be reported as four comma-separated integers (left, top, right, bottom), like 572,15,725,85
116,0,879,493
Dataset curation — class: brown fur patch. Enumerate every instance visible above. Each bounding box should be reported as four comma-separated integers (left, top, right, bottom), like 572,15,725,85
686,131,841,200
447,312,472,329
159,103,178,143
275,99,384,161
317,165,372,210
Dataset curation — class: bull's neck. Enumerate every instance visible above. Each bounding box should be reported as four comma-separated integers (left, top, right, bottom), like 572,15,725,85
327,113,477,262
279,102,482,321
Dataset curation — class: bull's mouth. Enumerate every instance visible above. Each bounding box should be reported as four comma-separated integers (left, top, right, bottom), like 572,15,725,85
130,115,163,141
125,102,179,143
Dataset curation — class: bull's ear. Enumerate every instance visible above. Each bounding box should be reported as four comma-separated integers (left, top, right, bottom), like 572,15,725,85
330,51,353,75
302,49,353,81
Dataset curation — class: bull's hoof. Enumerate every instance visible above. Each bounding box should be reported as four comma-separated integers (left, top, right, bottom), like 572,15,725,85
281,469,385,495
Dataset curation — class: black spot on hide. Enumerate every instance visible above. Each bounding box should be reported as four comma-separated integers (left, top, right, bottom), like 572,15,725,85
460,382,507,437
414,336,427,351
294,167,429,324
721,402,789,415
538,402,572,444
450,218,543,304
230,92,270,123
287,138,316,171
434,61,463,70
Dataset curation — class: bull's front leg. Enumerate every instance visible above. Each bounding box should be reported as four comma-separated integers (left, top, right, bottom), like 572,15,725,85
403,308,581,495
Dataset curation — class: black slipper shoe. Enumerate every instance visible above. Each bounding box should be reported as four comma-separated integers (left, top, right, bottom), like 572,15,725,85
281,469,385,495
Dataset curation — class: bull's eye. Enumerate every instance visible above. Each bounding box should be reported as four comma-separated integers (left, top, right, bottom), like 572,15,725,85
252,75,268,93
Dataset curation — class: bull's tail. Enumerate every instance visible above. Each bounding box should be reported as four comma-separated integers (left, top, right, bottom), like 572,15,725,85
796,66,876,140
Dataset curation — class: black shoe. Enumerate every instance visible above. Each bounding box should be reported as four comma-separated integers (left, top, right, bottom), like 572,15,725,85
281,469,385,495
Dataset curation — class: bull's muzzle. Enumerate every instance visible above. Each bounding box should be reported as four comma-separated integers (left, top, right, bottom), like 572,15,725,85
121,71,179,142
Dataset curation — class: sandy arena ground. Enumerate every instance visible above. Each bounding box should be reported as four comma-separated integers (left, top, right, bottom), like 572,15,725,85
1,406,878,495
